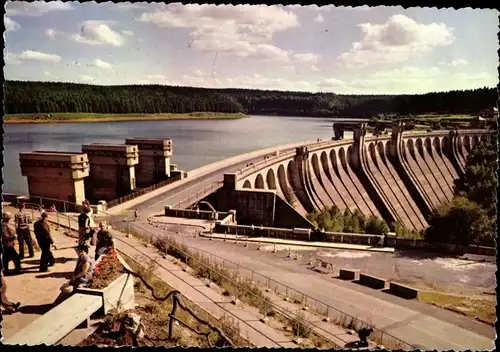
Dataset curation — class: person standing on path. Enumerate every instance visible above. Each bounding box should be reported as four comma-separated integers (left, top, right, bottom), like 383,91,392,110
15,202,34,259
134,209,139,221
78,206,94,246
2,212,21,275
34,212,55,272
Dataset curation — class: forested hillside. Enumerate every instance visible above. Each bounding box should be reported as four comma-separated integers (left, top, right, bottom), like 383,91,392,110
4,80,497,117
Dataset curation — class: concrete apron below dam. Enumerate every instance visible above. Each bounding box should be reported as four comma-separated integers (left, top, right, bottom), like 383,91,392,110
137,220,495,350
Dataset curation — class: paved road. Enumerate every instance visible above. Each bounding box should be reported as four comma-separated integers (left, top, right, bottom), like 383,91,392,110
110,141,495,350
126,151,293,215
132,221,495,350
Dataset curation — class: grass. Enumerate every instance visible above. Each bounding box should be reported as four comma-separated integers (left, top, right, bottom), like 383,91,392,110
4,112,248,124
81,251,249,347
118,222,417,349
418,290,496,326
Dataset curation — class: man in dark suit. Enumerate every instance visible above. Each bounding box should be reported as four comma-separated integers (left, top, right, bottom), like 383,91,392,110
34,212,55,272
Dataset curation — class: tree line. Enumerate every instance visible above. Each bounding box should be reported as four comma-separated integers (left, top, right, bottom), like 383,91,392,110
4,80,497,117
425,133,498,247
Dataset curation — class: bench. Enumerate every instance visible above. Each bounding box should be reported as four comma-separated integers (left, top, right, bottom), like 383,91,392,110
358,273,386,290
388,282,419,299
4,293,102,346
339,268,359,281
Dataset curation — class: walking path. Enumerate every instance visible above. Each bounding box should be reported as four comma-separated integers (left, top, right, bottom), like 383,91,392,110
6,206,362,348
1,210,94,339
10,206,494,349
198,232,395,253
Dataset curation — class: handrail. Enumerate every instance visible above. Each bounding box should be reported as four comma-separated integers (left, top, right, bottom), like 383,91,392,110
137,219,413,349
106,174,183,208
3,193,415,349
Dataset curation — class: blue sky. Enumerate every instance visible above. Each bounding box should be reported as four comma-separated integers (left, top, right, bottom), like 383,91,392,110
4,2,499,94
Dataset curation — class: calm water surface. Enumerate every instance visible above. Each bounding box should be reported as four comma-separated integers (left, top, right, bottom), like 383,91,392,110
3,115,342,194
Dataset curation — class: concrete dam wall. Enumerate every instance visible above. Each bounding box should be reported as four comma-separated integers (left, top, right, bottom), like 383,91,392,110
236,126,492,231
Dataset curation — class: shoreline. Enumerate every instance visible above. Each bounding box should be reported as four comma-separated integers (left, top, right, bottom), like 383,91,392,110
4,113,248,125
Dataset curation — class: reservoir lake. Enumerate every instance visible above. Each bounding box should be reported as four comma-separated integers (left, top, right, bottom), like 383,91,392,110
3,115,348,195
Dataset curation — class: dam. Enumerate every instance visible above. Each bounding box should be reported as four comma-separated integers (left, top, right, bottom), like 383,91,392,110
14,122,491,232
229,123,491,231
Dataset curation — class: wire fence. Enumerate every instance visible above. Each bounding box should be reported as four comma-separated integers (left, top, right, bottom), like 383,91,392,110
106,174,183,208
144,219,415,350
2,193,415,349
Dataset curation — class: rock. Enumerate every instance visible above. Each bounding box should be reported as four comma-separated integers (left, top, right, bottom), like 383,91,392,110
284,297,290,302
230,297,240,305
119,312,145,346
322,317,330,322
293,337,303,345
283,325,293,333
259,316,269,324
301,306,309,311
183,266,195,275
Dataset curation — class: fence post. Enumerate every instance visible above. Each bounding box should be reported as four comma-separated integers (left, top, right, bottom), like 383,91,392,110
68,213,71,229
56,211,60,229
63,201,67,213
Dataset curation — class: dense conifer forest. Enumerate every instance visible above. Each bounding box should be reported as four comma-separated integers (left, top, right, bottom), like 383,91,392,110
4,80,497,117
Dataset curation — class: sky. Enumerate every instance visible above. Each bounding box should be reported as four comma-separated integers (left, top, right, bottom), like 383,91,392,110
3,2,499,94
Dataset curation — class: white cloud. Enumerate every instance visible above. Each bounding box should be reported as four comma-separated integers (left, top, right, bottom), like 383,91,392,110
18,50,61,63
5,52,21,65
450,59,468,66
93,59,113,69
79,75,95,82
122,30,134,36
294,53,320,64
6,1,73,17
339,14,455,67
182,70,222,87
324,66,496,94
317,78,347,89
138,4,299,61
4,16,20,32
310,65,320,72
72,20,126,47
314,14,324,23
45,28,58,39
283,65,296,73
147,74,167,80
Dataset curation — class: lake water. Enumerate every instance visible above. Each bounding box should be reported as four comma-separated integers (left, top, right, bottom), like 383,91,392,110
3,115,344,195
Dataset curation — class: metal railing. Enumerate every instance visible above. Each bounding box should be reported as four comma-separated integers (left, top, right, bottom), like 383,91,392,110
172,182,224,209
124,221,346,349
106,174,183,208
144,218,415,350
3,193,415,349
21,202,343,348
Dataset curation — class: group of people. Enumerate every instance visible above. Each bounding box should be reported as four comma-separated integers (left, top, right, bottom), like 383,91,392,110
1,199,116,314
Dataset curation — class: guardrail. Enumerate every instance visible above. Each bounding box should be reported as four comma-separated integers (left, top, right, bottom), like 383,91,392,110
129,220,346,349
25,205,343,348
106,174,183,208
4,193,416,349
145,219,414,350
172,182,224,209
235,139,354,181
